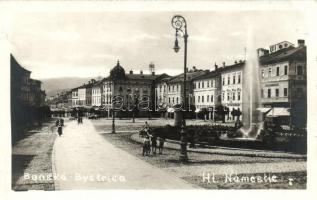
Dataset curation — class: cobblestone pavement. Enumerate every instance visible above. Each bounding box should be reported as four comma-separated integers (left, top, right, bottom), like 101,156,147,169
52,119,198,189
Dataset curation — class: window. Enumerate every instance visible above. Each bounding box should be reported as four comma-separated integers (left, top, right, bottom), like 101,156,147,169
238,74,241,83
168,86,170,92
232,92,235,101
198,82,201,88
198,96,200,103
276,67,280,76
207,81,209,87
233,76,236,84
211,95,214,102
176,97,179,104
275,88,279,97
238,92,241,100
268,68,272,77
172,97,175,104
211,80,214,87
297,65,303,75
227,93,230,101
202,96,204,103
169,97,171,104
268,89,271,98
284,65,288,75
228,76,230,85
207,95,209,102
202,82,204,88
222,77,225,85
222,93,225,101
284,88,288,97
261,89,264,98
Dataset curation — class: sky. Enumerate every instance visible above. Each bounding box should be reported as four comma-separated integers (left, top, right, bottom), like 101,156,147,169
9,10,308,80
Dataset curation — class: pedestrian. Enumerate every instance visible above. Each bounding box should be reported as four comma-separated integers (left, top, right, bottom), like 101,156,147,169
142,136,151,156
77,116,80,125
151,135,157,155
56,119,63,137
158,136,165,154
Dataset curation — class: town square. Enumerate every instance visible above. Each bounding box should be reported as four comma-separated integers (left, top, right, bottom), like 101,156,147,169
8,8,308,191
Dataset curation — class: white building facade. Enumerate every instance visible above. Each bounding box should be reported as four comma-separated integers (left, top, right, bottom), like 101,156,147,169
220,62,244,122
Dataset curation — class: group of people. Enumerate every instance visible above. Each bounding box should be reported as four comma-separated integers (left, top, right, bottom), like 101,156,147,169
141,122,165,156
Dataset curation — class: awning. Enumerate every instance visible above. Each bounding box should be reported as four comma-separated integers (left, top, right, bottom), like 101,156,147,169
256,107,272,113
267,107,290,117
167,108,175,113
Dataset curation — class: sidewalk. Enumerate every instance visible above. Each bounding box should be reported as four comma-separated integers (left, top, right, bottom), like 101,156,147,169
130,133,306,159
52,119,198,189
12,120,57,191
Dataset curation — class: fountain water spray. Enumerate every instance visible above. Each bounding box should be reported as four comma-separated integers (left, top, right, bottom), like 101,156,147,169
239,26,264,139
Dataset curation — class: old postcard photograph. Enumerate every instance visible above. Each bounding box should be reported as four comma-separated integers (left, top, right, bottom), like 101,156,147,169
0,0,317,200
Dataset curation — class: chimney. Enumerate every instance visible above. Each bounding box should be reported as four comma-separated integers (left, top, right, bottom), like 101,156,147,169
257,48,269,57
222,62,226,67
152,72,155,76
214,63,218,70
298,39,305,47
130,70,133,74
140,70,143,75
234,60,238,64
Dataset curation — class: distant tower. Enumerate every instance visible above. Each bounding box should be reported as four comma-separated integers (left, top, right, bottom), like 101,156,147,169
149,62,155,75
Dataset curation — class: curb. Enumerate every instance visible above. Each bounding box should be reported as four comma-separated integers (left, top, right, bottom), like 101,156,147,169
130,133,306,159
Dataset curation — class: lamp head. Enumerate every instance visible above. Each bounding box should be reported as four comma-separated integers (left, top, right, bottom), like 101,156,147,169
173,38,180,53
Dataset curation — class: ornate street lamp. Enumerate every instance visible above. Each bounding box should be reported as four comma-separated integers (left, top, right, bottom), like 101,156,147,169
171,15,189,163
111,91,116,134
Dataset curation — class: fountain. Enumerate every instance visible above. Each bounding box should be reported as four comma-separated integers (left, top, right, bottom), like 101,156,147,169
238,27,264,140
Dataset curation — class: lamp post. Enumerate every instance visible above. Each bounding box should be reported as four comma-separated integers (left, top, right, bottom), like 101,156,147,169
111,83,116,134
171,15,188,163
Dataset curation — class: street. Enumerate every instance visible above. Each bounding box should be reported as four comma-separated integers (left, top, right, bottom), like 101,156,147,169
52,119,197,189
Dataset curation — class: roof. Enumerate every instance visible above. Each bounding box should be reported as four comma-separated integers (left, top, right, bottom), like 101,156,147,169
156,76,173,83
259,46,306,65
10,54,31,73
192,70,220,81
126,73,160,81
217,61,245,73
92,79,105,87
167,70,207,83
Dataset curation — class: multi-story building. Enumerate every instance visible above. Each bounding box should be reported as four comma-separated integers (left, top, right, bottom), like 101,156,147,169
71,87,79,107
258,39,307,127
192,66,221,111
155,77,171,106
11,54,31,105
78,85,87,106
219,61,244,121
92,79,104,106
165,66,207,108
107,61,169,111
85,79,96,107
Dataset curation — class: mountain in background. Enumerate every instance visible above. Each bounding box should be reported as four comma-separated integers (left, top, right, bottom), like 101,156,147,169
40,76,103,97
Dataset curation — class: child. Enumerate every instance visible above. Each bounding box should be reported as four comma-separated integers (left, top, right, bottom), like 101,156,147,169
143,136,151,156
158,137,165,155
151,135,157,155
